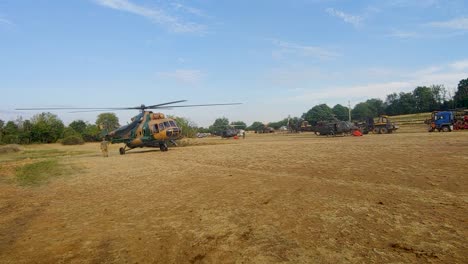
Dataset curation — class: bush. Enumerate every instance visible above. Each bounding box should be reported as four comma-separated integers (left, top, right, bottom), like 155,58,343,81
61,136,84,145
2,134,19,144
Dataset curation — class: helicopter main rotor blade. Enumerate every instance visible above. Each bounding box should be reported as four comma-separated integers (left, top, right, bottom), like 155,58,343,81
151,103,242,109
145,100,188,109
17,101,242,112
16,107,137,111
67,109,135,113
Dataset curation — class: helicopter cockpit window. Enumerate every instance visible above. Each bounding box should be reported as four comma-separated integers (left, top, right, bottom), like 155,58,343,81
153,125,159,133
164,121,170,128
159,123,165,131
169,121,176,127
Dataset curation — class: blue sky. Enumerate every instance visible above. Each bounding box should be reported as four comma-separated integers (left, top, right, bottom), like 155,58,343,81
1,0,467,127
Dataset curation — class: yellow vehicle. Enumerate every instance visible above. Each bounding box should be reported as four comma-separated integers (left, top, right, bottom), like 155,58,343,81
370,115,399,134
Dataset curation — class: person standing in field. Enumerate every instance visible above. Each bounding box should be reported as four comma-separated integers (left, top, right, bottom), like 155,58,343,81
100,138,109,157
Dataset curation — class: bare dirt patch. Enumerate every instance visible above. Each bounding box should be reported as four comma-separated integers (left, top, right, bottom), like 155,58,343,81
0,132,467,263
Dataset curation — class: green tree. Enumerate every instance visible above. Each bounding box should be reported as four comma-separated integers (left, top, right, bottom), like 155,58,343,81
171,116,198,138
0,119,4,143
19,120,33,144
4,121,18,134
61,127,85,145
209,117,230,132
69,120,87,135
365,98,385,116
384,92,416,115
302,104,334,123
230,121,247,130
287,116,301,130
385,93,399,115
197,127,211,133
83,124,100,142
454,77,468,107
268,119,288,130
413,86,437,112
31,112,65,143
332,104,349,121
2,121,19,144
352,102,374,120
63,127,81,138
248,121,265,131
96,113,120,132
430,84,446,107
398,92,417,114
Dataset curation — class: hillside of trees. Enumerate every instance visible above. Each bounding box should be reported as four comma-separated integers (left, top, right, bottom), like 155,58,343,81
1,77,467,144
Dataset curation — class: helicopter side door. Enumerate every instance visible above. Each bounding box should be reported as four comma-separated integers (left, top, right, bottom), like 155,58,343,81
152,122,166,140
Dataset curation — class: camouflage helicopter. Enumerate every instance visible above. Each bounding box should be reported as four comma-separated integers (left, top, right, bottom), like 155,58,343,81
17,100,241,154
211,124,245,138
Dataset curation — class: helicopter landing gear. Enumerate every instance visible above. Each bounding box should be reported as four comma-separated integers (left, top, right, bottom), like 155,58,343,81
119,147,126,155
159,143,169,152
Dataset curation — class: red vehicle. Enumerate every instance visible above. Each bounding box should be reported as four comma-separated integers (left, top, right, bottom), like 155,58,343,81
453,109,468,130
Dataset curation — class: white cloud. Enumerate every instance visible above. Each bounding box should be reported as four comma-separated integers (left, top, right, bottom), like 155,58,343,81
271,39,340,60
171,3,206,18
428,17,468,30
287,81,411,103
387,0,439,8
0,17,13,26
156,69,203,84
325,8,363,27
450,60,468,71
94,0,204,33
387,29,420,39
282,60,468,103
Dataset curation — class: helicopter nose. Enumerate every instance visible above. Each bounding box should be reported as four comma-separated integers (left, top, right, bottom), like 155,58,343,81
166,128,181,138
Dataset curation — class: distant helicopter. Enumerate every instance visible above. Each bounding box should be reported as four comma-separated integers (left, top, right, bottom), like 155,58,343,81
17,100,241,154
312,120,357,136
212,125,245,138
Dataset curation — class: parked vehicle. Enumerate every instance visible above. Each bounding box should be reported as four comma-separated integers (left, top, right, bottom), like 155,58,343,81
355,115,398,134
427,111,454,132
427,109,467,132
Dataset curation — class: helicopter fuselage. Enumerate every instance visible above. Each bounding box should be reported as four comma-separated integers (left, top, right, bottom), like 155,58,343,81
107,111,181,151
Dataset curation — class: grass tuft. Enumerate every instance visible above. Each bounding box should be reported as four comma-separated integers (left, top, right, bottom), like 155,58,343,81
0,144,22,154
15,159,64,186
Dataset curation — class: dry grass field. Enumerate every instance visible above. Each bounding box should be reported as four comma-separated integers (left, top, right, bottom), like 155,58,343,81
0,131,467,263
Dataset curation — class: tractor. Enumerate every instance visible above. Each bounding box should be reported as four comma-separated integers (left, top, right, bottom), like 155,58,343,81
368,115,399,134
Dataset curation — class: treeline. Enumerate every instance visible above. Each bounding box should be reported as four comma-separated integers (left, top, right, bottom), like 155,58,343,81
0,111,202,144
302,79,467,124
0,112,120,145
203,78,467,131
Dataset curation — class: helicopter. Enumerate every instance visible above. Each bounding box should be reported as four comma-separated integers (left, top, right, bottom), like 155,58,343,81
292,118,357,136
17,100,241,154
211,124,246,138
312,120,357,136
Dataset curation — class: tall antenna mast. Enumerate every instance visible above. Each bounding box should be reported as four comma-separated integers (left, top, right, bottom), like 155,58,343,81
348,100,352,122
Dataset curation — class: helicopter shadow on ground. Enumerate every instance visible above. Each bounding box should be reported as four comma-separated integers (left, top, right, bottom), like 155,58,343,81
122,148,169,155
